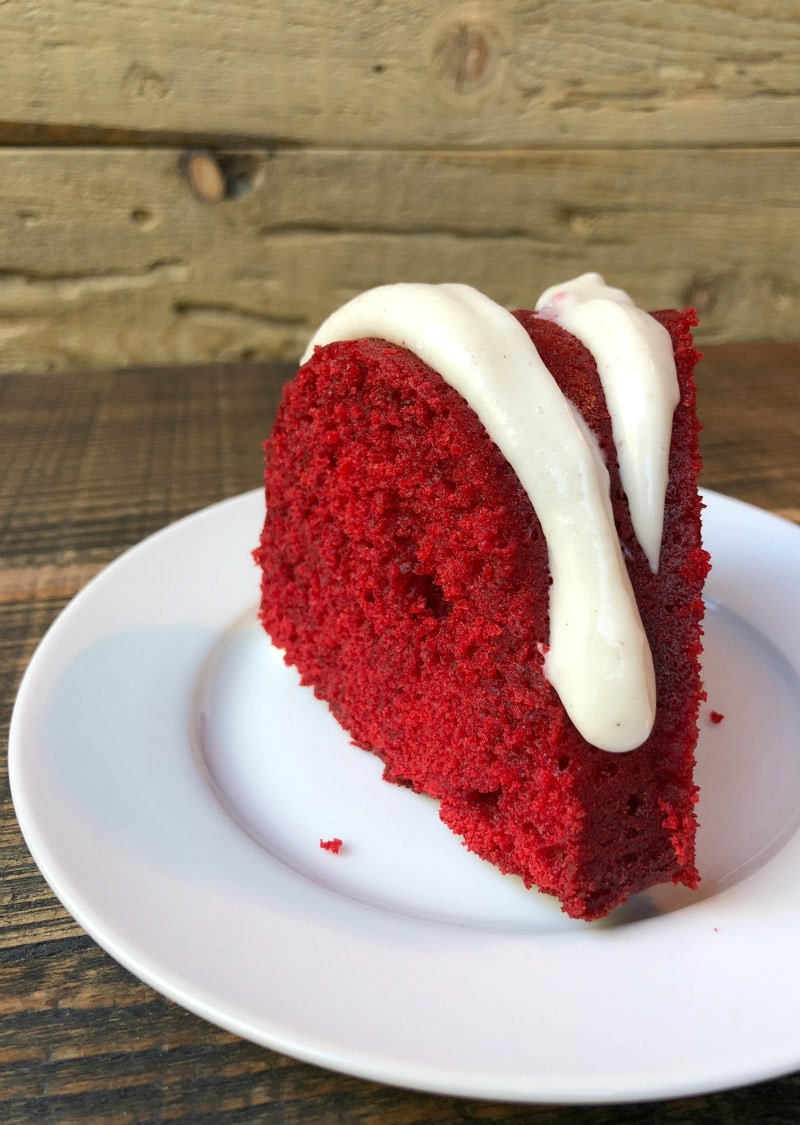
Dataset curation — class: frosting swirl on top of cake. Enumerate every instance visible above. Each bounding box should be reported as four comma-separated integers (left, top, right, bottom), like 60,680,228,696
302,279,677,753
535,273,679,572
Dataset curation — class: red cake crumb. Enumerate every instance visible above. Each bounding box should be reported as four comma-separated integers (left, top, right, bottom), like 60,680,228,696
709,711,725,724
320,837,344,854
256,308,709,920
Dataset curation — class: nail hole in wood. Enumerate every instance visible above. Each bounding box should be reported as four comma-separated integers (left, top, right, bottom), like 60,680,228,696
130,208,157,230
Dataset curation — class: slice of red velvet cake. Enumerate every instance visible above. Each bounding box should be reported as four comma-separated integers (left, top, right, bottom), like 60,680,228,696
253,277,710,920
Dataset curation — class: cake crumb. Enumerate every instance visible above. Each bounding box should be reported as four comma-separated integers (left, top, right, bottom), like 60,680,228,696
320,837,344,854
709,710,724,724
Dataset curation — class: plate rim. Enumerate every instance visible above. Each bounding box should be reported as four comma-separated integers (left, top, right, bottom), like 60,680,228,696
9,487,800,1104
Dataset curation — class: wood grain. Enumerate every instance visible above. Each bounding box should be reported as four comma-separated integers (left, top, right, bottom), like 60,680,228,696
1,145,800,373
1,0,799,373
3,0,800,147
1,0,800,369
697,342,800,517
1,352,799,1121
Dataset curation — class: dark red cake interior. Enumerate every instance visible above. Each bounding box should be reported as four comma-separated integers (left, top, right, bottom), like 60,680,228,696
254,308,709,920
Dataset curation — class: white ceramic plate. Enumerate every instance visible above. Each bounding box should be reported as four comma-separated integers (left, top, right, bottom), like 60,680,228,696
9,489,800,1104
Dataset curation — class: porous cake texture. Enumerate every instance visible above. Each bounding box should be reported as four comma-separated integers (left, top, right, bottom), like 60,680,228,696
254,307,709,920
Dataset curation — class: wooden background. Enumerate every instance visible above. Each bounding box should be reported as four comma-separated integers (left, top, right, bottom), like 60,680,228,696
2,0,800,372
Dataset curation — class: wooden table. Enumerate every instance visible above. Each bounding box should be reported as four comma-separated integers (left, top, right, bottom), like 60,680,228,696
2,348,799,1124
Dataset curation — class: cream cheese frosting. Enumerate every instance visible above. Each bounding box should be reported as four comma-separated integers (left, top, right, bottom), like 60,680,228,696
302,279,675,753
535,273,679,572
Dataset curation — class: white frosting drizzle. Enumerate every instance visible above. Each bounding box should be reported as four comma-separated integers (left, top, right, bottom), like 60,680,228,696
302,282,663,752
536,273,679,572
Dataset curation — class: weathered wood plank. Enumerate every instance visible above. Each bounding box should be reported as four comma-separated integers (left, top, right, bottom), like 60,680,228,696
1,145,799,371
0,564,105,604
3,0,800,147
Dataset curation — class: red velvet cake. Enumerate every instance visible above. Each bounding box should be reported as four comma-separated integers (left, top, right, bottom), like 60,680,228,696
254,278,710,920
